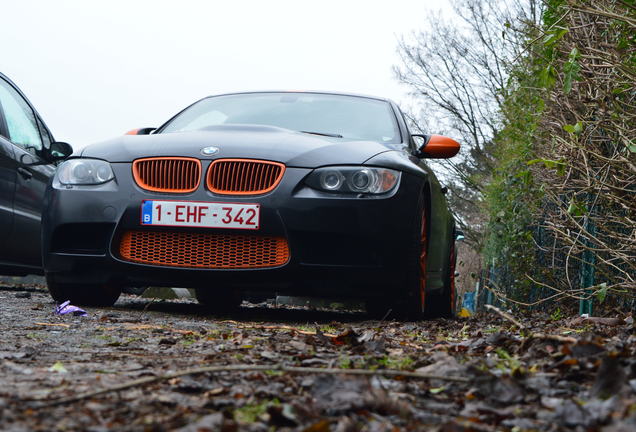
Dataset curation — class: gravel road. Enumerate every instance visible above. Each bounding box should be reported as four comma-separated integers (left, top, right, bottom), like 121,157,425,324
1,283,636,431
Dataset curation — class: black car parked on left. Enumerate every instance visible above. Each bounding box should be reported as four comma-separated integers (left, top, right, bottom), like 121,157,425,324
0,72,73,276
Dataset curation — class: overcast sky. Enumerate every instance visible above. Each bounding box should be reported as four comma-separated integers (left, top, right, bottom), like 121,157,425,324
2,0,452,146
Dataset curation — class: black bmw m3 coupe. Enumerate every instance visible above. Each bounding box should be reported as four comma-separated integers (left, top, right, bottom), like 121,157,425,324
42,92,460,319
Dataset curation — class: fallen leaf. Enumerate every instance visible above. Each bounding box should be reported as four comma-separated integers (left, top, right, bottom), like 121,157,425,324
330,328,360,346
591,355,626,399
49,361,67,373
302,419,331,432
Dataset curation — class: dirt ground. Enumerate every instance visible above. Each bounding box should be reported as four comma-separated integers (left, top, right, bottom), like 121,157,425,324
1,283,636,431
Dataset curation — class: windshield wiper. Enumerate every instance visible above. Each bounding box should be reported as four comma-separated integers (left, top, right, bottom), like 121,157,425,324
300,130,343,138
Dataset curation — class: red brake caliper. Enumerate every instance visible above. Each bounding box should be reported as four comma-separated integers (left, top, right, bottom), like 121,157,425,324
419,211,427,312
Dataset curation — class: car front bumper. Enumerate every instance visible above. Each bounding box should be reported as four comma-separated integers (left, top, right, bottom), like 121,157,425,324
42,164,423,299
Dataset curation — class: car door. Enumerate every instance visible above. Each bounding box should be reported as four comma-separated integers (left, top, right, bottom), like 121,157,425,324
0,130,16,264
0,75,56,268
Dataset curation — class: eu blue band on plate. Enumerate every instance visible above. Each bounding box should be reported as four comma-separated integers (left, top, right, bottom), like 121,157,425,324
141,200,153,224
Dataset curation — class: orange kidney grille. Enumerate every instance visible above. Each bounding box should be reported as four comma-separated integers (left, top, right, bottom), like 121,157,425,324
133,157,201,193
119,231,290,269
207,159,285,195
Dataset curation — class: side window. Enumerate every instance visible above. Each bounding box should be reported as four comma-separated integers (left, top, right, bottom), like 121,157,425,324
396,107,415,150
0,79,43,155
36,117,52,149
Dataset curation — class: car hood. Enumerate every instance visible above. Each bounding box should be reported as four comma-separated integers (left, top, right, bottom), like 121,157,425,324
80,125,393,167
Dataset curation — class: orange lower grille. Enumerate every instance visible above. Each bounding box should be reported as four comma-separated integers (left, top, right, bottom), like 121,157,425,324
207,159,285,195
119,231,289,269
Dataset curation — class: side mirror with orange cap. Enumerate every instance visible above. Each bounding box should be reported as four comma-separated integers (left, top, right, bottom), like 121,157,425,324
412,134,460,159
125,128,156,136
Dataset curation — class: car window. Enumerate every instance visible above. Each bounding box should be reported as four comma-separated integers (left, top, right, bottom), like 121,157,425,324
0,78,43,155
397,107,416,151
36,116,52,149
161,93,401,144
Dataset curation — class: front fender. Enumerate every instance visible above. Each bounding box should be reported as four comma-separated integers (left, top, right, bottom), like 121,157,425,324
363,150,430,180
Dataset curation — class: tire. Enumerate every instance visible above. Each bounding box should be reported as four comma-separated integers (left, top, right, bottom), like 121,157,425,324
195,287,242,312
366,193,428,320
426,235,457,318
46,274,121,307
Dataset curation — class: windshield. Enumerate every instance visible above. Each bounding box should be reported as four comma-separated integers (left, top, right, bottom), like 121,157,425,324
160,93,400,143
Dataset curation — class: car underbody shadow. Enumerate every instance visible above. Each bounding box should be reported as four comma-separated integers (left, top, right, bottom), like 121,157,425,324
112,295,368,324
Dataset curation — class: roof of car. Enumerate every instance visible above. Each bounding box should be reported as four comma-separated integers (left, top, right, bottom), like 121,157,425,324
203,91,393,103
0,72,22,94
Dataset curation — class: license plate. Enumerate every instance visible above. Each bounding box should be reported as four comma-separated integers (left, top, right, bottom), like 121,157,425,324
141,200,260,230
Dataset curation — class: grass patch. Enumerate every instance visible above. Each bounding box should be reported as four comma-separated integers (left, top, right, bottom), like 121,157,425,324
234,399,279,423
376,355,415,370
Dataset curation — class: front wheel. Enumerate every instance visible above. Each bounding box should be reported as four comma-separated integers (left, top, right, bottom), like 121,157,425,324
366,194,429,320
46,274,121,307
426,236,457,318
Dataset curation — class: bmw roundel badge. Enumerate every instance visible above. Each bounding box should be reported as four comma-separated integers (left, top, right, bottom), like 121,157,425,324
201,146,220,156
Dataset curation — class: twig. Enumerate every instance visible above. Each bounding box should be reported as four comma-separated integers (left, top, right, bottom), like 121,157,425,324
570,316,625,326
519,332,578,352
512,9,571,62
484,304,525,329
528,333,577,344
483,303,585,349
248,324,338,338
222,323,339,338
380,308,393,322
141,297,160,315
571,6,636,27
484,302,584,346
33,322,71,328
35,363,469,406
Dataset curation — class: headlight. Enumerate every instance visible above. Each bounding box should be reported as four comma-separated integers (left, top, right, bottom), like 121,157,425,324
57,159,115,185
307,166,400,194
319,170,345,190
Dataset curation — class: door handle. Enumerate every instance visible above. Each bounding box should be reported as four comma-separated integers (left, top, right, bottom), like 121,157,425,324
17,167,33,180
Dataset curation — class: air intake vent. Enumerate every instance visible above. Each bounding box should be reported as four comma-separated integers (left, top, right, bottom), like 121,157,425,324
133,157,201,193
119,231,289,269
206,159,285,195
